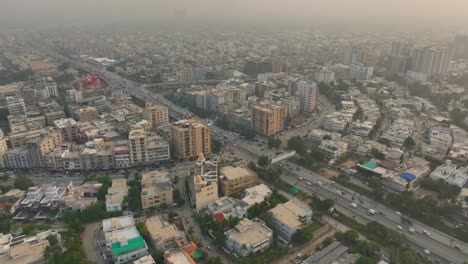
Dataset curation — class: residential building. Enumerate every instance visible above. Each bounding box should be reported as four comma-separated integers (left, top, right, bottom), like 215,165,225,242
106,179,128,212
0,230,58,264
225,218,273,257
169,119,211,160
381,119,414,147
430,160,468,188
54,118,80,143
63,181,101,211
141,170,173,209
219,165,258,196
6,96,26,116
348,121,374,138
163,242,198,264
103,216,149,264
322,112,353,132
145,216,185,250
129,128,171,165
349,64,373,81
251,101,286,136
410,47,453,76
343,47,367,65
297,81,317,114
133,255,156,264
207,196,248,219
144,102,169,129
301,241,356,264
268,199,313,243
241,184,272,207
4,148,32,169
319,140,348,160
314,68,335,84
189,153,218,212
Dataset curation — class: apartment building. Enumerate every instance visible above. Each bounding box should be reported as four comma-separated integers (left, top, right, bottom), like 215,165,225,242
268,199,313,243
297,80,317,114
219,165,258,196
144,102,169,129
141,170,173,209
129,128,171,165
251,101,286,136
225,218,273,257
145,216,185,250
54,118,80,143
6,96,26,116
189,153,219,212
169,119,211,160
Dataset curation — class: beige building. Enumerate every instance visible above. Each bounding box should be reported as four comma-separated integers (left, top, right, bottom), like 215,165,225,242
169,119,211,160
0,130,9,168
141,170,173,209
129,128,170,165
144,102,169,129
268,199,313,243
189,153,219,212
106,179,128,212
145,216,185,250
219,165,258,196
0,230,58,264
54,118,80,143
225,218,273,257
251,101,286,136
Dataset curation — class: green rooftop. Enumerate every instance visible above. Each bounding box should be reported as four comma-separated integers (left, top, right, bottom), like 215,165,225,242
111,236,145,255
290,187,300,195
362,162,378,170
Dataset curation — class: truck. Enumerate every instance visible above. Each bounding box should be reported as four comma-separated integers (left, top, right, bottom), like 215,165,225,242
367,209,376,215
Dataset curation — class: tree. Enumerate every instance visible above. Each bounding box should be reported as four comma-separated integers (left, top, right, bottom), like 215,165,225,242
240,128,256,140
136,222,149,238
215,116,231,130
266,168,281,183
212,139,223,154
287,136,306,155
377,137,391,147
323,134,332,140
353,106,364,121
403,136,416,148
268,137,282,149
257,155,270,168
0,172,11,183
13,175,33,190
291,227,314,245
128,185,141,212
355,256,374,264
370,148,386,160
207,256,223,264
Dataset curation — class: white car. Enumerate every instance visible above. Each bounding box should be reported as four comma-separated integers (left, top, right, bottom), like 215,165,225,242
408,228,415,234
396,225,403,231
396,211,402,216
423,249,431,255
423,230,430,236
306,181,312,186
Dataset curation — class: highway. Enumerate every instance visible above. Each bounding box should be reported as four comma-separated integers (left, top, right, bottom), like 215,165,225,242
216,126,468,264
31,42,468,264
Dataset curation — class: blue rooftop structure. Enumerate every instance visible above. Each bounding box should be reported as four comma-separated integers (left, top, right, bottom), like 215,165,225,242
400,172,416,182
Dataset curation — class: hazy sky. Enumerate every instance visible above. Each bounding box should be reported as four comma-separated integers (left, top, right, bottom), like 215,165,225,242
2,0,468,30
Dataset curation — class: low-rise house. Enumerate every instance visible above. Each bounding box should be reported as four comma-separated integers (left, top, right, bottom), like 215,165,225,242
0,230,58,264
301,241,356,264
225,218,273,257
319,140,348,160
63,181,102,211
430,160,468,188
145,216,185,250
106,179,128,212
268,199,313,243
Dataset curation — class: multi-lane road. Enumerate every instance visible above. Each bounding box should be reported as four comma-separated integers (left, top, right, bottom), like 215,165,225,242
215,126,468,264
31,43,468,264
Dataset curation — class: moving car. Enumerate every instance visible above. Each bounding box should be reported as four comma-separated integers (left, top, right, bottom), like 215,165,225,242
423,249,431,255
408,228,415,234
423,230,430,236
396,225,403,231
350,203,358,208
367,209,376,215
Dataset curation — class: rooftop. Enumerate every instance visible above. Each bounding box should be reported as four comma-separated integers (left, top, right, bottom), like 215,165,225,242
111,236,146,256
220,165,256,181
225,218,273,247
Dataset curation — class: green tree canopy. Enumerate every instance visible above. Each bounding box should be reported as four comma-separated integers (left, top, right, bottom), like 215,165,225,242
13,175,33,190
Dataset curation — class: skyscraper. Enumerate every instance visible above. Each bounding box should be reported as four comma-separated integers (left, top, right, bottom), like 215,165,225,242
297,81,317,114
343,47,367,65
410,47,453,76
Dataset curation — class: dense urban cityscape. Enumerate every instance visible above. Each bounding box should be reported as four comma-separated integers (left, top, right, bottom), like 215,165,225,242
1,1,468,264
